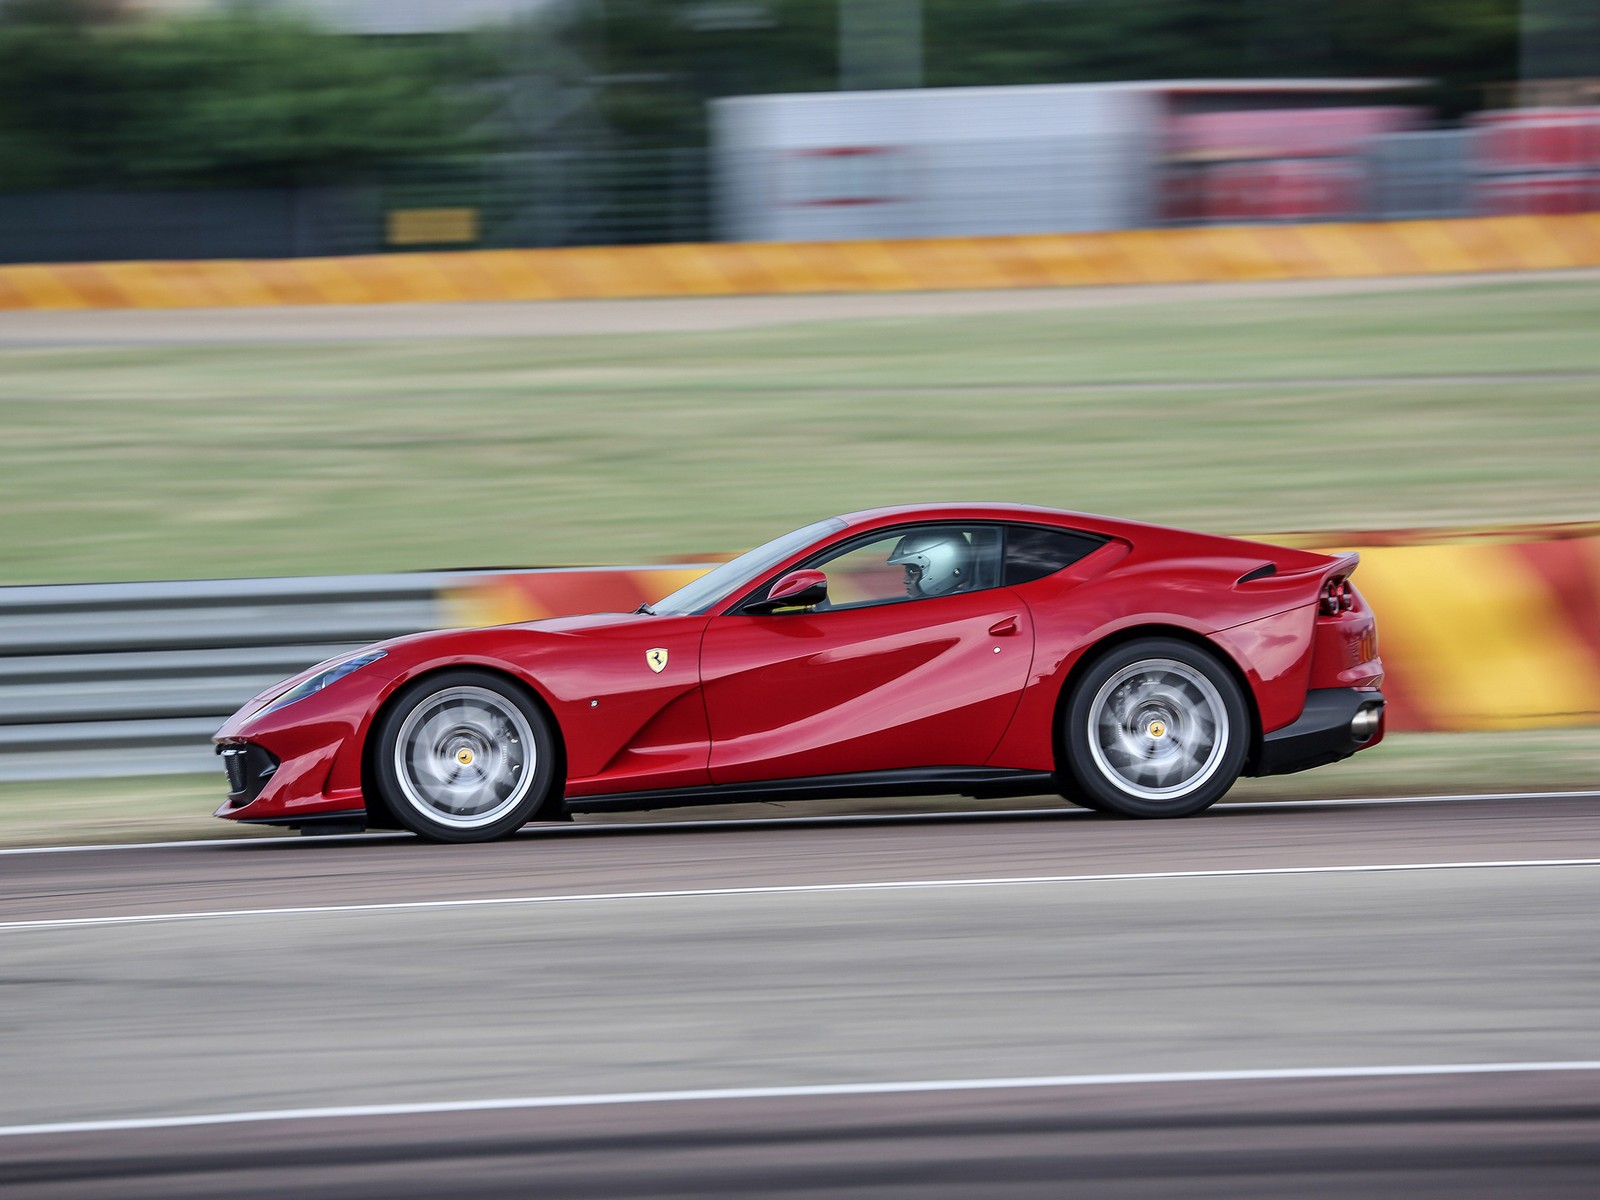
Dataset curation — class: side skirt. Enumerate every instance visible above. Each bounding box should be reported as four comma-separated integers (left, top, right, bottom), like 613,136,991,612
565,768,1059,815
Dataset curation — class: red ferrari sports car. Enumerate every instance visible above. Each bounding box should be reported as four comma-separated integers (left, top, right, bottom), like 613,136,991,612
215,504,1385,841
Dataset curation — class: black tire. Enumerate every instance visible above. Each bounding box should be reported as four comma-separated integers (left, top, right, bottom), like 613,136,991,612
1062,638,1248,818
1053,773,1110,813
1061,785,1110,813
371,668,560,843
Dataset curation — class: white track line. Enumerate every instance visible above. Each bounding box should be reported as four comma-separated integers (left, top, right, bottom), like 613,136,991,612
4,857,1598,933
3,789,1597,857
4,1061,1598,1138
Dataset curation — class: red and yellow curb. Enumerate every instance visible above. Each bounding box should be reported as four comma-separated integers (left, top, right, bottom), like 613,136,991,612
3,214,1599,311
446,567,709,632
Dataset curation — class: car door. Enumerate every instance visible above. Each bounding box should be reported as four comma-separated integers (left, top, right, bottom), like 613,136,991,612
698,525,1036,784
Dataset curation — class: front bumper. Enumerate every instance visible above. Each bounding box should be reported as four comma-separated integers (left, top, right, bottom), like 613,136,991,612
211,664,393,825
1249,688,1386,778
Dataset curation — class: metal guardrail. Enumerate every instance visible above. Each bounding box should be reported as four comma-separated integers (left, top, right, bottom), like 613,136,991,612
0,574,471,782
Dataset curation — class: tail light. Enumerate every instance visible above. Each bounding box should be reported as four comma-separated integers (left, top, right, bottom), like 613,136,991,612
1320,577,1355,616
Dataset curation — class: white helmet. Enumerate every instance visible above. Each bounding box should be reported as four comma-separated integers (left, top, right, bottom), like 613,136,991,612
887,531,972,597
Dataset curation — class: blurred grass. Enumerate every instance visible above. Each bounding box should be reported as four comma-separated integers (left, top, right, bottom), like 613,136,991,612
0,729,1594,847
1,276,1598,585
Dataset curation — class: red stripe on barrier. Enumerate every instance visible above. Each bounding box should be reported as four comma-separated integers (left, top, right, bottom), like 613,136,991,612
1508,539,1600,677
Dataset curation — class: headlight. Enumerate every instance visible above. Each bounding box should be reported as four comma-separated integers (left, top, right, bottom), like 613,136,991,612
256,650,388,717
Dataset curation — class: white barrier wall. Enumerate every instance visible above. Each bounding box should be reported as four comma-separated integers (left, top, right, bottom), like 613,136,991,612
712,83,1164,242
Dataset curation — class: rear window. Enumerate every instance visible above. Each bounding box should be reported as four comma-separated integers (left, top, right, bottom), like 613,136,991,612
1003,526,1106,586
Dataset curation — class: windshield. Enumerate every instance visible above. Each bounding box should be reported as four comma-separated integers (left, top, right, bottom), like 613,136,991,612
650,518,846,616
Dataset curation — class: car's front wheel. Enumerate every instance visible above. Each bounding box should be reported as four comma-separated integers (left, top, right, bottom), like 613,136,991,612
1063,638,1248,818
372,669,559,842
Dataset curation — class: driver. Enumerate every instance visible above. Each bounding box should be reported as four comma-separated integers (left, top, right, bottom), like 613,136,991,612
887,531,973,598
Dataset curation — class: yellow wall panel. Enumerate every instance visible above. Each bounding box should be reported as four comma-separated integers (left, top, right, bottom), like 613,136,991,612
7,214,1598,311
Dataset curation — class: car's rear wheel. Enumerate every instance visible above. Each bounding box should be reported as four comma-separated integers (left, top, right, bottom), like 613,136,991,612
1063,638,1248,818
372,669,559,843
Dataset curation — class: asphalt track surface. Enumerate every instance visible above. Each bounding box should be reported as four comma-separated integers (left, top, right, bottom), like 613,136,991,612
4,791,1600,1197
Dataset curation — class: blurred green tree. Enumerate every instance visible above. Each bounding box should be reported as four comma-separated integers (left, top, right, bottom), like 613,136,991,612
582,0,1521,146
0,1,481,191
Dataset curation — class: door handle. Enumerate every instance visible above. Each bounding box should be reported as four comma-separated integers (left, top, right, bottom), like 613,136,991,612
988,617,1020,637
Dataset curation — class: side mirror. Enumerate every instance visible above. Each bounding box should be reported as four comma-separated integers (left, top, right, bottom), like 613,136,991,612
746,569,827,614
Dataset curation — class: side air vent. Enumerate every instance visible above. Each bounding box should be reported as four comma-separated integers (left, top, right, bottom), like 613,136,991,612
1237,563,1277,584
218,741,280,808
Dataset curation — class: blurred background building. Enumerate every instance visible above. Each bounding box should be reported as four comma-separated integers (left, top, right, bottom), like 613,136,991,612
0,0,1597,262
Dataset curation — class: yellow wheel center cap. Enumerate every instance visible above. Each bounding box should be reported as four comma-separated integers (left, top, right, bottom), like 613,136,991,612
455,748,475,766
1147,720,1167,739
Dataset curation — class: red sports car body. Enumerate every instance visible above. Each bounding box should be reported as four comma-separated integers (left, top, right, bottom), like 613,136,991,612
214,504,1385,841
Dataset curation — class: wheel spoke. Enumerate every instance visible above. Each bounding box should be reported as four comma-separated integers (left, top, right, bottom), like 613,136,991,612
1103,742,1138,768
1123,680,1161,710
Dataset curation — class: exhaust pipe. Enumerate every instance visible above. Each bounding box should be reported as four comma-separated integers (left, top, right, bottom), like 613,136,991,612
1350,704,1384,744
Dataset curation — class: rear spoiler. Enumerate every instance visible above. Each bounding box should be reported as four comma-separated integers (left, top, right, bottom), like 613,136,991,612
1237,550,1359,588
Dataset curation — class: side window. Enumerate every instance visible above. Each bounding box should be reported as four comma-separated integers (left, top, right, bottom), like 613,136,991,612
811,526,1004,609
1003,526,1106,586
813,536,907,607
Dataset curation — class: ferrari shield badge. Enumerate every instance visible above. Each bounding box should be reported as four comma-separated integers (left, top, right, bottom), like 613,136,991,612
646,647,669,673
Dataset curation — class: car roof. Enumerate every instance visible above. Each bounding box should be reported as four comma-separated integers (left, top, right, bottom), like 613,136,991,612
832,503,1332,568
836,502,1167,541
